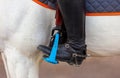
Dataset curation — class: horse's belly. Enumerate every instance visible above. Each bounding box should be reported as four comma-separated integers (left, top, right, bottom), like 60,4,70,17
86,16,120,56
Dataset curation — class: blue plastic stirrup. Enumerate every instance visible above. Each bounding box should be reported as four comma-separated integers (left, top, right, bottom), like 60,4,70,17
43,33,59,64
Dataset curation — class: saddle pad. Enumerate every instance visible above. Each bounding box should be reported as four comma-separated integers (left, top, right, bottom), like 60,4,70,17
33,0,120,15
33,0,57,10
86,0,120,12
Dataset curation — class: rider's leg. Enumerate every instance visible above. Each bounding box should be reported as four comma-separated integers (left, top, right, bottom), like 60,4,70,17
38,0,86,65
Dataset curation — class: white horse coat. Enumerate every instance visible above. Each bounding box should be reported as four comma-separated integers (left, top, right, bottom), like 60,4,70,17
0,0,55,78
0,0,120,78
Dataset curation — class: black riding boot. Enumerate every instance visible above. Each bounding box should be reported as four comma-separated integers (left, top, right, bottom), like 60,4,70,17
38,0,87,65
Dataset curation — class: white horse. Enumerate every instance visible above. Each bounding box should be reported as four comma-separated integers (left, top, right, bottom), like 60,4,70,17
0,0,120,78
0,0,55,78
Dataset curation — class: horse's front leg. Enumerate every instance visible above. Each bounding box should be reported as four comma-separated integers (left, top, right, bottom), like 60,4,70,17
1,2,56,78
2,46,42,78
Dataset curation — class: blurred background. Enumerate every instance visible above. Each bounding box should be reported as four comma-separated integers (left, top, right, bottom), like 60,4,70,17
0,54,120,78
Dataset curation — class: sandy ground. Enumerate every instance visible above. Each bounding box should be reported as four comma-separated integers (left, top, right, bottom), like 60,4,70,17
0,54,120,78
0,54,7,78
